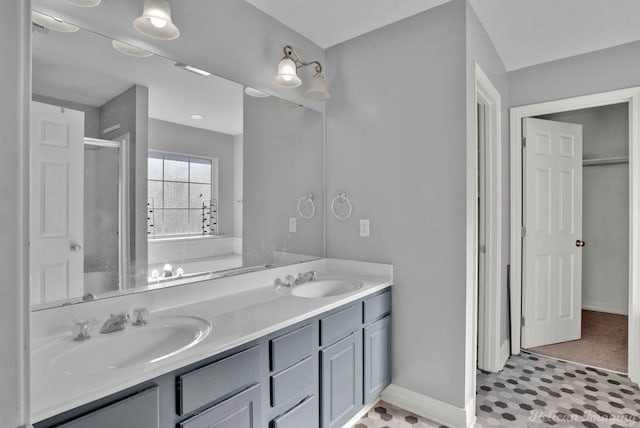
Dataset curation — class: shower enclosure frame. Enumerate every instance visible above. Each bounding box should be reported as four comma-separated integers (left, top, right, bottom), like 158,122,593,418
84,137,130,291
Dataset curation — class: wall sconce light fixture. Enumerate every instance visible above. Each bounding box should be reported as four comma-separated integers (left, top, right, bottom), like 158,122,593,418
134,0,180,40
273,45,330,101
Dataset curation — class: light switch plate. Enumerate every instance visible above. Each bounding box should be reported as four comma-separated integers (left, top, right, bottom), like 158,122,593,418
289,217,296,233
360,219,370,237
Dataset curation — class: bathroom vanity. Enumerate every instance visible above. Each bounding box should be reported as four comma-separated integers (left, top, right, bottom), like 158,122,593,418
31,259,393,428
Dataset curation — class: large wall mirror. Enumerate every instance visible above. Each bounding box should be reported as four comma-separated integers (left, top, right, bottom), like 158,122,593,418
30,7,324,310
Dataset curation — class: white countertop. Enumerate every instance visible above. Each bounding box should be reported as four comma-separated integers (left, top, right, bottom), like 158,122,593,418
30,259,393,423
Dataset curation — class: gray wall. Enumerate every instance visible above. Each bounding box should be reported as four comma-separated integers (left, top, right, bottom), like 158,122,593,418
510,40,640,107
0,1,30,425
465,3,511,352
243,95,324,268
326,0,468,407
539,104,629,315
148,118,236,237
100,85,149,287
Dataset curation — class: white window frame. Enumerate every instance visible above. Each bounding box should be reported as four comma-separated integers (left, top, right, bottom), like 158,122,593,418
147,150,219,240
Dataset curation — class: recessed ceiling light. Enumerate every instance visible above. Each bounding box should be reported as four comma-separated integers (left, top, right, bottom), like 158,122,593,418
244,87,271,98
174,62,210,77
32,11,79,33
112,40,153,58
64,0,101,7
190,114,204,120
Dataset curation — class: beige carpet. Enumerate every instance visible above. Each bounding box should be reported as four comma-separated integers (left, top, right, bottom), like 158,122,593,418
525,310,628,373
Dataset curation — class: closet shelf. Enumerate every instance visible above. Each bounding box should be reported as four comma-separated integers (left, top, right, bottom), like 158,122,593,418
582,156,629,166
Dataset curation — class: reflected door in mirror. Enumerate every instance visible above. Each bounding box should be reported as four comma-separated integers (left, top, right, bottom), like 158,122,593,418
30,101,85,305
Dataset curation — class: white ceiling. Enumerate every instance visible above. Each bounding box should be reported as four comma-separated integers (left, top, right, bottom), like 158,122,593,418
469,0,640,71
244,0,451,48
246,0,640,71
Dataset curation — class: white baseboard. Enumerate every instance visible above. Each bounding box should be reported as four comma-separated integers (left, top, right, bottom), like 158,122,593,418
582,304,628,315
342,399,378,428
499,339,510,368
381,384,475,428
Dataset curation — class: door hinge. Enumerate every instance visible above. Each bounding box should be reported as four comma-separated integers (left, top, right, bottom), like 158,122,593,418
521,226,526,237
521,316,525,327
479,244,486,254
522,137,526,148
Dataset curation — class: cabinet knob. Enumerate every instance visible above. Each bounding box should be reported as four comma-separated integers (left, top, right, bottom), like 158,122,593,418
576,240,586,247
70,244,82,252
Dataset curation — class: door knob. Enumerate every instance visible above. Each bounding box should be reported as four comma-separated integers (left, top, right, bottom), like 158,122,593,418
575,240,586,247
70,244,82,252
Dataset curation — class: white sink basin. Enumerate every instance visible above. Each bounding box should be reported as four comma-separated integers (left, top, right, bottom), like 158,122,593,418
33,315,211,376
277,277,364,298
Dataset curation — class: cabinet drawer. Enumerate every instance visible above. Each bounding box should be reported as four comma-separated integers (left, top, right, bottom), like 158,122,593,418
271,395,317,428
177,346,260,416
58,386,158,428
270,356,314,407
363,290,391,324
270,323,312,372
320,304,362,347
178,383,261,428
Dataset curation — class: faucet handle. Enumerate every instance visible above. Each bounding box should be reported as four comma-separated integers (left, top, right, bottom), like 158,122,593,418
132,308,149,326
72,321,91,342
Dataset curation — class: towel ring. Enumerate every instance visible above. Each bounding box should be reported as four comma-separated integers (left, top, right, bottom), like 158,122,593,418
297,193,315,219
331,192,352,220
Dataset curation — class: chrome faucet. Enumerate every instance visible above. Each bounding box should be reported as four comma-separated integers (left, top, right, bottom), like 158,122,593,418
294,270,317,285
100,312,130,334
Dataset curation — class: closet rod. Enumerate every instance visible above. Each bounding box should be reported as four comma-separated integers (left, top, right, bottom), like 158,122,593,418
582,156,629,167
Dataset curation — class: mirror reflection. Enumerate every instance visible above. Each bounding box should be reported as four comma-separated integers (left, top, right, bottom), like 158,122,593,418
30,13,323,309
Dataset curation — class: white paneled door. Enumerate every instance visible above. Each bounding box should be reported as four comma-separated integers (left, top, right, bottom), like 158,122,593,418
522,118,583,348
30,101,84,305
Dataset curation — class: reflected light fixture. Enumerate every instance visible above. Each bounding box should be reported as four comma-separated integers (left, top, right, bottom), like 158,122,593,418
112,40,153,58
273,45,330,101
32,11,79,33
64,0,101,7
133,0,180,40
244,87,271,98
175,62,210,77
190,114,204,120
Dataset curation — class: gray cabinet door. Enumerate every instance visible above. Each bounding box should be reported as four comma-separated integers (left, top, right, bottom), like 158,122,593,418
58,386,159,428
178,383,261,428
364,315,392,403
320,330,363,428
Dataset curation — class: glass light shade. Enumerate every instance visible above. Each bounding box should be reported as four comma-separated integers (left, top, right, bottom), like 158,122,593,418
244,87,271,98
64,0,101,6
133,0,180,40
273,58,302,88
304,73,330,101
32,11,79,33
112,40,153,58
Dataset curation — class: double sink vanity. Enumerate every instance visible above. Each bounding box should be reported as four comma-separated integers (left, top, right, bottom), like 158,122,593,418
31,259,393,428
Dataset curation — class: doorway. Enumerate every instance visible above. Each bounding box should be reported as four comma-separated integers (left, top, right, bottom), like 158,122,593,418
474,64,505,375
509,88,640,384
521,105,629,373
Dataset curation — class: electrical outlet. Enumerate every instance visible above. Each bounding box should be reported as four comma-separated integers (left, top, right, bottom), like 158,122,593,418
289,217,296,233
360,219,370,237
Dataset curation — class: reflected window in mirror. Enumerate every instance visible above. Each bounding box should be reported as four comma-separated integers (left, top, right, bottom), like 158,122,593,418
148,152,218,239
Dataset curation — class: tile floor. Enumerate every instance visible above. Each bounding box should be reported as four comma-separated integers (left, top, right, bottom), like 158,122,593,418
352,352,640,428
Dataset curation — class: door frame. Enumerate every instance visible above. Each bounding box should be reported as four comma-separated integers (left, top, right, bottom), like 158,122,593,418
474,64,504,373
510,87,640,384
